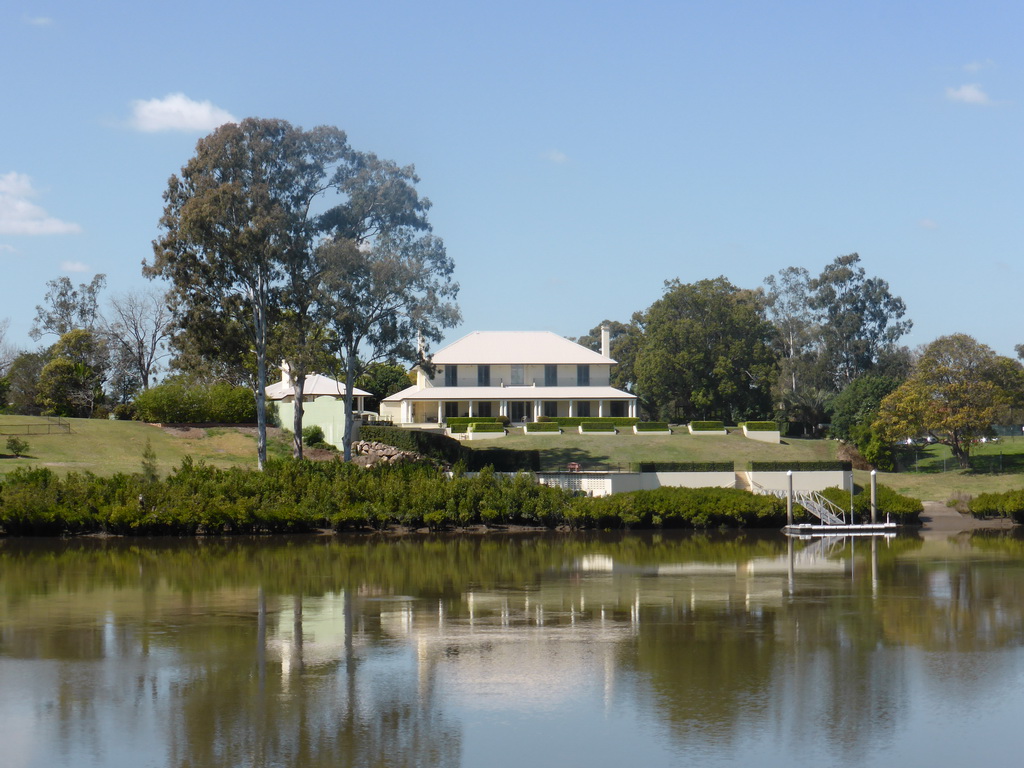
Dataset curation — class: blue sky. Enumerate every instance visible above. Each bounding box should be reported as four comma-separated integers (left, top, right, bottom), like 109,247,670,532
2,0,1022,360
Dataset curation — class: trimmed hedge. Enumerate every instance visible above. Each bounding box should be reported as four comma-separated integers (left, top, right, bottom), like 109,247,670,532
689,421,725,431
359,425,465,464
748,461,852,472
358,424,537,471
537,417,639,427
634,422,670,431
579,421,616,433
446,417,501,426
524,422,561,433
470,423,506,433
633,461,734,472
742,421,779,431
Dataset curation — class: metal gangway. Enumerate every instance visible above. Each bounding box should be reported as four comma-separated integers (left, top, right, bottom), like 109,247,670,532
751,481,848,526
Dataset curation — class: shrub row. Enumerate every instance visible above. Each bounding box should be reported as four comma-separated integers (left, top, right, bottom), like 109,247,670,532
358,424,538,471
634,422,670,431
633,461,735,473
748,461,852,472
579,421,616,433
742,421,779,431
470,423,506,433
536,417,639,427
690,421,725,431
134,382,256,424
0,460,794,535
524,422,561,433
446,417,501,426
969,490,1024,522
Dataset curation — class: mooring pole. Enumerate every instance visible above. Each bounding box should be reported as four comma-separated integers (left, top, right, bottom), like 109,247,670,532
870,469,878,525
786,470,793,527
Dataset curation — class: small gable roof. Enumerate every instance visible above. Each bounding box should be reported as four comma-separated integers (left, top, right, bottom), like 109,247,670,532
431,331,613,365
265,373,371,400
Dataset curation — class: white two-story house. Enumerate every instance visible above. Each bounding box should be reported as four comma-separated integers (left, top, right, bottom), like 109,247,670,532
381,329,637,426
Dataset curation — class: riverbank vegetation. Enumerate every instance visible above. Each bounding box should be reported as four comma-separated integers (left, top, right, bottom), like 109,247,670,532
0,456,933,537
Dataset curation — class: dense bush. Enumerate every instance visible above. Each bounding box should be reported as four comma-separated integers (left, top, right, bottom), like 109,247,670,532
5,436,29,457
969,489,1024,522
819,484,923,524
133,381,256,423
0,459,798,535
567,486,786,529
302,425,326,447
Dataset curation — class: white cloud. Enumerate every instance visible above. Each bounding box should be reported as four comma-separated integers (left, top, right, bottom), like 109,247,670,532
60,260,89,273
544,149,569,165
130,93,237,133
964,59,995,73
946,83,992,105
0,172,81,235
23,15,52,26
918,218,939,230
0,244,15,253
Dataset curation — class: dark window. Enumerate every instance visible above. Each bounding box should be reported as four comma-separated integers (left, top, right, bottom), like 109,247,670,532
444,365,458,387
577,401,591,417
545,365,558,386
478,365,491,386
577,365,590,386
511,365,524,386
444,402,459,418
543,401,558,418
477,402,492,417
610,401,627,417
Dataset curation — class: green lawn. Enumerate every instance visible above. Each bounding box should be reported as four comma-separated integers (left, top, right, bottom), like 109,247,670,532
486,429,838,471
0,416,292,477
4,416,1024,503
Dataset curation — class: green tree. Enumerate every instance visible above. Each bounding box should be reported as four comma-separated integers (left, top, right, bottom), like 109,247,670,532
37,329,110,417
3,351,48,415
318,227,459,461
148,118,350,468
809,254,912,388
874,334,1023,468
358,362,413,405
763,266,820,396
30,274,106,341
633,277,778,422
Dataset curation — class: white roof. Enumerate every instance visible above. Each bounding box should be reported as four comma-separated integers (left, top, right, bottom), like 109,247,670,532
265,373,371,400
431,331,613,365
383,384,635,402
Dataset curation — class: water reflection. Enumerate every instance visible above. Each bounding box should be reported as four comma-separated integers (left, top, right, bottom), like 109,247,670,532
3,532,1024,767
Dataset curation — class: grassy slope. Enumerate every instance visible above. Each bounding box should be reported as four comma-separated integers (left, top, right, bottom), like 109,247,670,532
3,417,1024,502
0,416,292,477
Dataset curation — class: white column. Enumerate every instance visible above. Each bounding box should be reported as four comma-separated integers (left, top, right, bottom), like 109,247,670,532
438,400,445,424
599,400,605,418
469,401,475,417
500,400,508,418
569,400,575,417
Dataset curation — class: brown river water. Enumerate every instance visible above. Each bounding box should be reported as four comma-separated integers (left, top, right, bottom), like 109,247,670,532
2,530,1023,767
